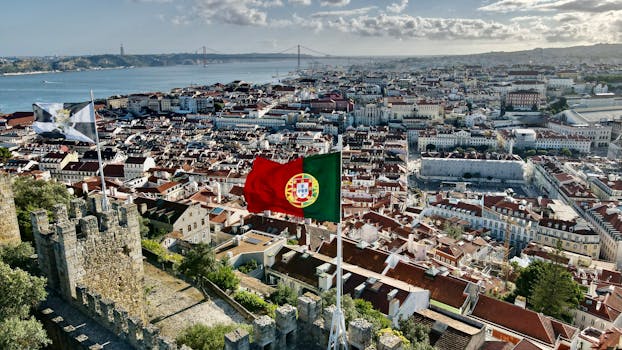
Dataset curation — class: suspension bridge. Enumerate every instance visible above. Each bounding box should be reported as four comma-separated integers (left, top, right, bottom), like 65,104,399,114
192,44,338,70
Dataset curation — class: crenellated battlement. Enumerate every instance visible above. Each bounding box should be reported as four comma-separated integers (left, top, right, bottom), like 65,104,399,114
225,293,405,350
32,195,146,321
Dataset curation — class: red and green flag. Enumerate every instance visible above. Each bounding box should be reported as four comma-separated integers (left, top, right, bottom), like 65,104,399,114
244,152,341,223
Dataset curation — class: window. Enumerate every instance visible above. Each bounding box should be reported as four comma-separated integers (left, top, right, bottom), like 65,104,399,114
188,225,191,232
193,223,197,229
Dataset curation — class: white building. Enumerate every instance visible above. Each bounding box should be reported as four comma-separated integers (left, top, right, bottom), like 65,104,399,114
417,130,498,152
420,152,525,181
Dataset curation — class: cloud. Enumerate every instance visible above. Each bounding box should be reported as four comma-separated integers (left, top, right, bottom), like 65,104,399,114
386,0,408,13
256,0,284,7
328,14,527,40
171,15,191,25
289,0,312,5
479,0,622,13
192,0,268,26
320,0,350,7
131,0,174,3
311,6,376,18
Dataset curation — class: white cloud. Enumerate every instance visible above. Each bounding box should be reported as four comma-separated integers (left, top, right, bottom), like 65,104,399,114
386,0,408,14
320,0,350,7
131,0,174,3
289,0,312,5
328,14,527,40
255,0,284,7
192,0,268,26
311,6,376,18
479,0,622,13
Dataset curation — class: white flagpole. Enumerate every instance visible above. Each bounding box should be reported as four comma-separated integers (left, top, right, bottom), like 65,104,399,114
90,90,109,211
328,147,347,349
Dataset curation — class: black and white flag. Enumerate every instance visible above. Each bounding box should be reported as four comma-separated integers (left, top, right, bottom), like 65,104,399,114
32,102,97,143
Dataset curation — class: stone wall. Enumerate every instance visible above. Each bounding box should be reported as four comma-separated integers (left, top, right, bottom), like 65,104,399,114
0,173,21,245
225,293,406,350
32,196,146,320
73,285,183,350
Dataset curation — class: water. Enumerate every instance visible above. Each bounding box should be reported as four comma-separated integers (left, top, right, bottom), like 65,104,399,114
0,58,352,113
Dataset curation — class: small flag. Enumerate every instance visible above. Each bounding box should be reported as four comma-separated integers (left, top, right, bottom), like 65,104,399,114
32,102,97,143
244,152,341,223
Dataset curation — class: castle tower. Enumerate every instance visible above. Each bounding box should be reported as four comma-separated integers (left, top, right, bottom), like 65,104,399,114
32,195,145,320
0,173,21,245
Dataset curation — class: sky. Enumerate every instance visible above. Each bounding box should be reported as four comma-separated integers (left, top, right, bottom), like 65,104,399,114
2,0,621,57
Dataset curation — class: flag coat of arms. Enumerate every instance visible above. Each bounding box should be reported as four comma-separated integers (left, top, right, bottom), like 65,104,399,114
32,102,97,143
244,152,341,223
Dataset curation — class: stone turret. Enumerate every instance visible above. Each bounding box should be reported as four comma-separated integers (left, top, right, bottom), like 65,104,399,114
0,173,21,245
224,297,408,350
32,195,146,321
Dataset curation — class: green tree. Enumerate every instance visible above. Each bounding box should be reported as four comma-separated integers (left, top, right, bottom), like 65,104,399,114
207,264,239,291
178,243,217,282
139,217,151,237
0,316,51,350
442,222,464,240
510,260,546,303
396,318,437,349
0,147,12,163
0,261,50,350
531,261,583,322
12,177,73,241
176,323,251,350
269,283,298,306
0,242,36,273
560,148,573,157
179,244,239,291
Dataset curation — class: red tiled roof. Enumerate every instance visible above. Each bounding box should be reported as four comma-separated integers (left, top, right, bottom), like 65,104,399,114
385,261,468,309
512,339,541,350
318,238,388,274
472,295,556,344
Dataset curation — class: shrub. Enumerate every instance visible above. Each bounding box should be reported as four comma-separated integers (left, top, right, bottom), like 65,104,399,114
234,291,269,313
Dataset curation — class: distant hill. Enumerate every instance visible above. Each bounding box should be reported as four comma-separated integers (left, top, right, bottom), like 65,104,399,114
0,53,310,74
398,43,622,67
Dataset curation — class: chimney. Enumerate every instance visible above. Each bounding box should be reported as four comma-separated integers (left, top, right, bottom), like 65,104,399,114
388,298,400,320
408,233,414,253
82,182,89,195
215,182,222,204
589,281,597,297
266,253,275,268
596,300,602,311
296,226,302,239
514,295,526,309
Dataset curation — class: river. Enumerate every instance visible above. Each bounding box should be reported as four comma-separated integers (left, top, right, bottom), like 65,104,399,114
0,58,355,113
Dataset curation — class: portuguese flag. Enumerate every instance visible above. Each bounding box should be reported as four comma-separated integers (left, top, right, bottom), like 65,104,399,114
244,152,341,223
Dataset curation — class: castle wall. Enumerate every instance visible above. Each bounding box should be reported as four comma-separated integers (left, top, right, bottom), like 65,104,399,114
0,174,21,245
32,196,146,320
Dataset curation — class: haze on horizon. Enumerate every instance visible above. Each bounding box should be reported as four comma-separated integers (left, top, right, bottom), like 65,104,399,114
2,0,622,57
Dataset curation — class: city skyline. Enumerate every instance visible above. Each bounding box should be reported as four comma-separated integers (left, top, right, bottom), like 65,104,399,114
3,0,622,57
